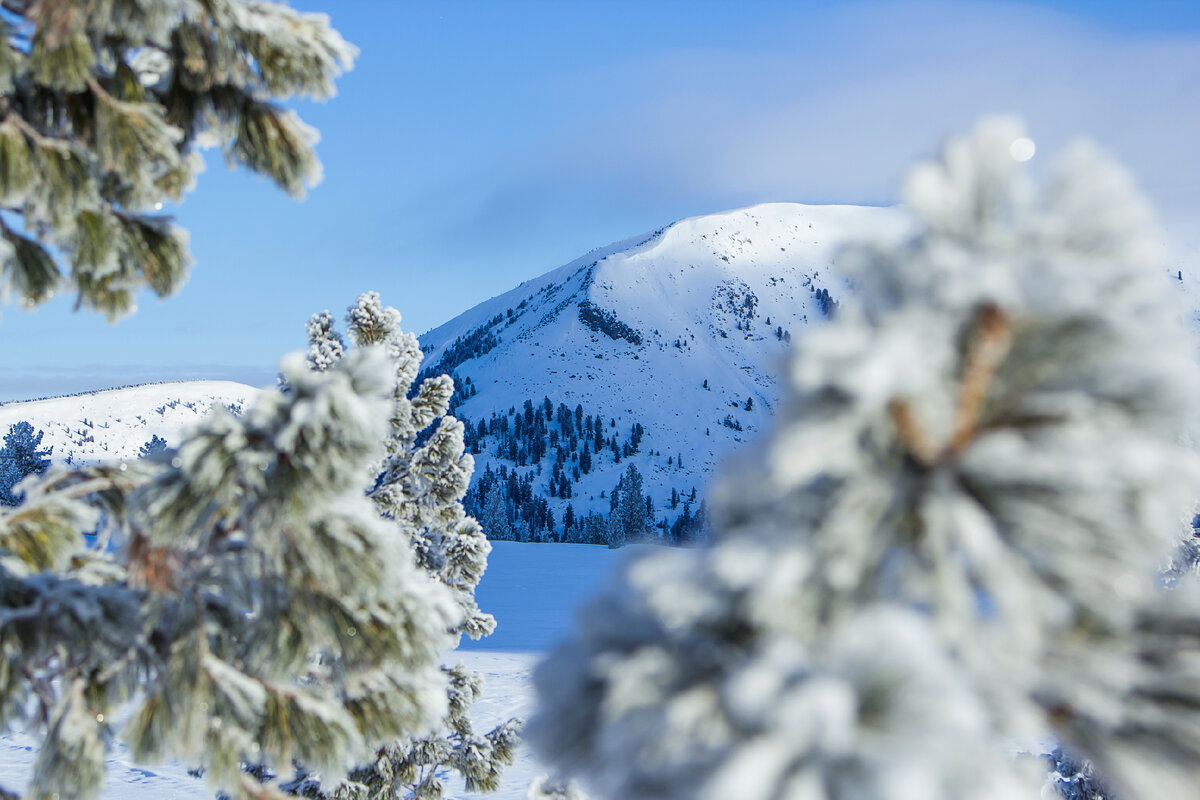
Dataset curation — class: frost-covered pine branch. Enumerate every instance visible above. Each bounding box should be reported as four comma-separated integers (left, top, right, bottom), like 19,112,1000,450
529,119,1200,800
0,0,356,317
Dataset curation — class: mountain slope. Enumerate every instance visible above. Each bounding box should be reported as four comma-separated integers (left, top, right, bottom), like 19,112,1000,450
419,202,910,536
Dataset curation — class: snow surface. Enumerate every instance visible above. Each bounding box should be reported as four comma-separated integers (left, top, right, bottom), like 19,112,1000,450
461,542,627,652
0,542,621,800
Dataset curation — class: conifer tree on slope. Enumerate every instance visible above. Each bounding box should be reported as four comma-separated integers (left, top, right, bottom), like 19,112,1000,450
0,421,52,506
0,0,354,317
607,464,648,548
305,293,521,800
529,119,1200,800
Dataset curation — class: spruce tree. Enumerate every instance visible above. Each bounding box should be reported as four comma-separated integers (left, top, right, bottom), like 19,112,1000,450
529,119,1200,800
301,293,520,800
0,421,51,505
606,464,648,548
481,481,514,542
0,0,355,317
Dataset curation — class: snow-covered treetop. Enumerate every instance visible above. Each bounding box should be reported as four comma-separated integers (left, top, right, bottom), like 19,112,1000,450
724,118,1200,683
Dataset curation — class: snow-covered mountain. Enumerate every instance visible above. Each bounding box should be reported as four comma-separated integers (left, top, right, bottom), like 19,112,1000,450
0,199,905,534
0,381,258,463
4,200,1195,542
418,202,910,530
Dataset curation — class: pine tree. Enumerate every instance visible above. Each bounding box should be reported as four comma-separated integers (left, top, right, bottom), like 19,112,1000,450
0,420,52,505
295,293,520,800
605,464,648,549
480,482,513,542
0,8,493,797
0,349,458,800
563,504,576,541
0,0,355,318
668,501,691,544
528,119,1200,800
581,512,607,546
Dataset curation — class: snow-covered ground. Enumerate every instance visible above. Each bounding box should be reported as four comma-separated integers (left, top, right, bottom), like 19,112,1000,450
0,541,625,800
462,541,626,653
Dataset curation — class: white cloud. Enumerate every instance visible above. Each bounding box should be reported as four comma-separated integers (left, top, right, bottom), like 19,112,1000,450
490,1,1200,221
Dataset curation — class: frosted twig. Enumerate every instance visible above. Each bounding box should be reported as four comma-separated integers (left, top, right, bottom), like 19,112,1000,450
888,399,938,466
949,303,1012,455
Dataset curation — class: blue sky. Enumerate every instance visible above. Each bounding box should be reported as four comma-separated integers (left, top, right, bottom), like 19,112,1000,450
3,0,1199,400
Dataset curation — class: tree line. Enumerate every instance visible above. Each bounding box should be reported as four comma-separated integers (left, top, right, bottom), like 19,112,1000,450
458,395,707,545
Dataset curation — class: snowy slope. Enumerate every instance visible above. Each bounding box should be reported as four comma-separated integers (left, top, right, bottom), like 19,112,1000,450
419,202,909,519
0,381,260,463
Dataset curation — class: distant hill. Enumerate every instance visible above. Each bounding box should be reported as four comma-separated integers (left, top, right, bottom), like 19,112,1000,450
0,381,258,463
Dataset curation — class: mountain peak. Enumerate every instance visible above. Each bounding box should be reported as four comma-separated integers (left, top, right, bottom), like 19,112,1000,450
418,202,910,526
